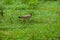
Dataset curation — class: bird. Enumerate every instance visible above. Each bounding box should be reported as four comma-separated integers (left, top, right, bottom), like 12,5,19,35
18,13,32,23
18,13,32,19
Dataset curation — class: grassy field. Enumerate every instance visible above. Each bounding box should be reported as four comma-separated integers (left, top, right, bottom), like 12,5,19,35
0,0,60,40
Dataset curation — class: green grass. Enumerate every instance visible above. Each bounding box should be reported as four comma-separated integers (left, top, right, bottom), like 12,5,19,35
0,0,60,40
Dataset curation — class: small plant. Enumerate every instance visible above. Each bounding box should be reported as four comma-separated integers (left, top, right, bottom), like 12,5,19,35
0,32,8,40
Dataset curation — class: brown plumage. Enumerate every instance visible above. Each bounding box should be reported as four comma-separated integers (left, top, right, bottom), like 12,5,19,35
18,13,32,19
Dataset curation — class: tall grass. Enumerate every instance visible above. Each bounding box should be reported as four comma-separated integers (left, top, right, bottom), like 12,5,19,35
0,0,60,40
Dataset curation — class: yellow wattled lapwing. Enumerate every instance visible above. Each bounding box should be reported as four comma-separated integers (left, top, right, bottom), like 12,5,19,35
18,13,32,23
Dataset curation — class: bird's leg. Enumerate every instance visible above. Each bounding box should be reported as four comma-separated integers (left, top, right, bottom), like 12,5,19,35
25,19,28,23
23,19,29,24
23,19,26,24
26,19,30,24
